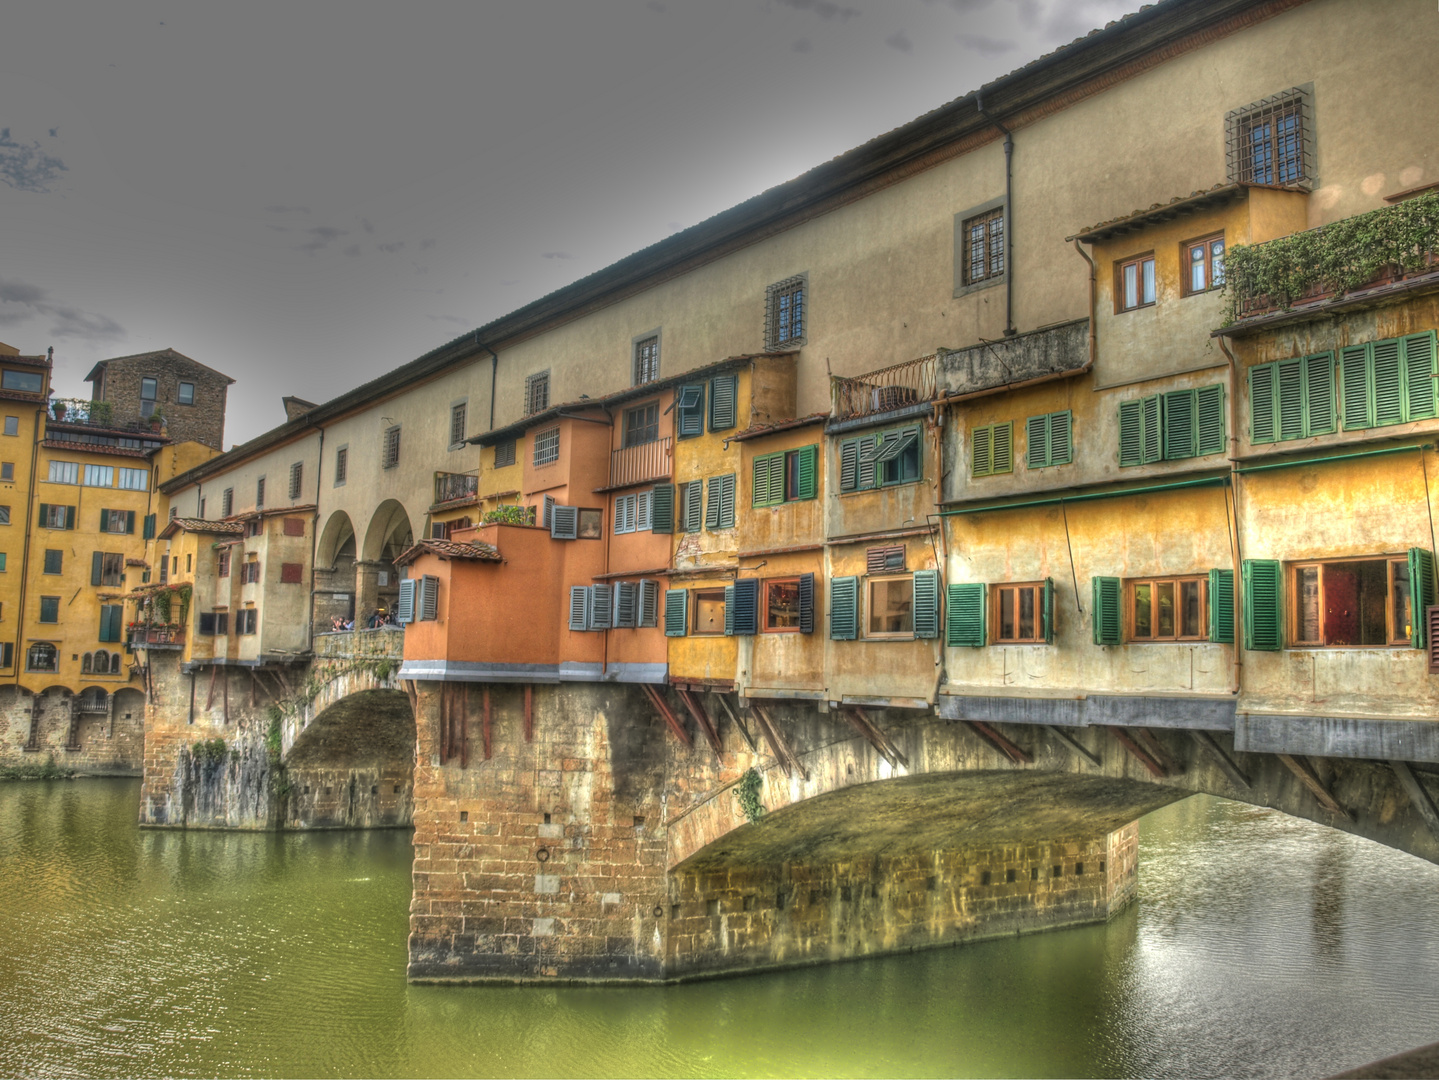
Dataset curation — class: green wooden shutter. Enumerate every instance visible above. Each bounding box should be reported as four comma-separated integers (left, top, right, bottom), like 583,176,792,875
1118,401,1143,466
798,572,814,634
972,425,993,476
1026,414,1048,469
1208,568,1235,644
98,508,111,534
64,506,76,530
1242,559,1283,651
91,551,103,586
1340,343,1371,429
38,503,48,527
1042,577,1054,643
752,455,772,507
1049,412,1072,466
143,513,156,540
856,435,878,489
1091,576,1121,645
686,481,703,532
651,483,674,533
839,440,859,491
705,477,722,529
912,569,939,639
1276,359,1304,441
1141,395,1162,463
723,584,736,636
98,608,109,641
945,582,985,647
732,579,759,635
829,576,858,640
106,605,123,642
126,511,136,534
796,445,817,500
663,589,688,636
709,374,737,431
1372,338,1404,426
1403,331,1438,421
1196,385,1225,456
718,474,735,528
1164,388,1196,460
1249,364,1276,443
1304,353,1337,436
677,384,705,437
991,422,1013,474
1410,547,1437,649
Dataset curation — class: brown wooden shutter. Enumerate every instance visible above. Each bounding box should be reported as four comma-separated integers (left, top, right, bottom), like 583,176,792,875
1428,606,1439,674
866,545,905,574
283,517,305,537
280,563,303,584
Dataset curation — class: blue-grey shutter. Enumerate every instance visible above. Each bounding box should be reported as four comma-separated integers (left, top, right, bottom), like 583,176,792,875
798,572,815,634
683,482,702,533
705,477,721,529
636,490,651,532
732,578,759,635
569,586,591,632
396,578,416,624
1209,568,1235,644
912,569,939,639
709,374,737,431
542,494,556,531
829,576,858,640
420,575,440,621
839,440,858,492
651,483,674,533
945,583,985,647
639,579,659,628
664,589,687,636
614,581,637,628
1091,577,1121,645
1141,395,1162,464
723,584,736,636
589,584,612,630
91,551,103,586
718,474,735,528
551,505,579,540
678,384,705,437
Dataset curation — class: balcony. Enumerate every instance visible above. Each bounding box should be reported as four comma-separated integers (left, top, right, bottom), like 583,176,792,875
433,471,479,506
129,627,184,650
609,435,672,489
832,355,937,423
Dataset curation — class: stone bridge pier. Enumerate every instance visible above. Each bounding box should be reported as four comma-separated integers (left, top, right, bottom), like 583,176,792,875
405,682,1439,984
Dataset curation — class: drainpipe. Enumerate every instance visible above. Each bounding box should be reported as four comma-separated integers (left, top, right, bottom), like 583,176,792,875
1217,335,1244,695
477,334,499,432
1072,241,1098,370
974,92,1015,337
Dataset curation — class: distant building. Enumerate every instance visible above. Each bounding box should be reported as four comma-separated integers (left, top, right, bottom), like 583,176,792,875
85,348,235,451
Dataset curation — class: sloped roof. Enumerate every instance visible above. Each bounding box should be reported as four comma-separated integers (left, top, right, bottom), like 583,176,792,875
393,538,503,567
729,413,829,443
84,347,235,385
159,517,246,540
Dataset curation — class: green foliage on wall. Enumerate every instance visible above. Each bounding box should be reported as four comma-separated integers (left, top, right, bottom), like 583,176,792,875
734,768,766,823
191,737,227,767
482,504,533,526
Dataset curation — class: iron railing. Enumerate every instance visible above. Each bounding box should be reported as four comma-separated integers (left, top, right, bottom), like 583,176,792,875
77,695,110,714
434,471,479,503
129,627,184,649
610,436,672,488
831,355,937,421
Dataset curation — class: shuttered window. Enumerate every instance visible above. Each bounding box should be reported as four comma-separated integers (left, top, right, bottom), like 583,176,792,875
676,384,705,438
1339,331,1438,430
1091,577,1122,645
1410,548,1436,650
945,582,986,647
971,422,1013,477
613,582,638,628
1025,412,1072,469
829,576,859,640
568,586,591,632
679,481,702,533
752,454,785,508
704,474,736,529
1242,559,1282,651
708,374,738,431
418,576,439,621
663,589,688,636
289,461,303,500
912,569,940,639
614,493,639,535
727,579,759,636
1250,353,1336,443
589,584,612,630
650,484,675,534
841,428,922,491
753,445,817,506
992,581,1051,643
1208,569,1235,644
1120,385,1224,465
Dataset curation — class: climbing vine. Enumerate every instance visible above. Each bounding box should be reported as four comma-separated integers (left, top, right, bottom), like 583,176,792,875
733,768,766,823
482,504,534,526
191,737,227,767
1222,192,1439,324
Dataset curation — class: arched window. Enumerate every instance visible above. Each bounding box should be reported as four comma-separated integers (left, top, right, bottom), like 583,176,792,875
26,643,57,673
81,653,93,674
111,653,122,675
93,649,109,674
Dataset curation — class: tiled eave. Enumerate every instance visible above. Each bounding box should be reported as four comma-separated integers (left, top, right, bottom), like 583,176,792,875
1214,269,1439,338
393,538,503,567
729,413,829,443
429,495,481,514
41,439,154,459
1068,182,1281,244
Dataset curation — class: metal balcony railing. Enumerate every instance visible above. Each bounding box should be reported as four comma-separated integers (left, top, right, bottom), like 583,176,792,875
434,471,479,504
610,436,672,488
832,355,937,421
129,627,184,649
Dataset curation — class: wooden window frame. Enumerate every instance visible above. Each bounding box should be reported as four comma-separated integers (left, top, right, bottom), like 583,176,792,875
992,582,1046,644
1127,575,1209,642
691,588,727,636
1115,252,1157,313
1181,233,1225,296
449,402,467,447
864,573,914,640
623,401,659,448
577,508,603,540
1289,555,1413,649
762,577,803,634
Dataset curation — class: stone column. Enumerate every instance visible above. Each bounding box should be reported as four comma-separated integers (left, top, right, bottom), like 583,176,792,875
354,561,382,625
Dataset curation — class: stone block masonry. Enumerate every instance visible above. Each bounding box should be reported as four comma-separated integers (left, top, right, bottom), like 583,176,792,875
0,684,147,775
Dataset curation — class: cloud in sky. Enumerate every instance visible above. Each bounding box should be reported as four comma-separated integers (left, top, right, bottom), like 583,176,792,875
0,128,67,192
792,37,813,52
885,30,913,52
265,205,310,214
378,241,404,254
296,225,347,254
540,251,574,260
0,276,125,342
775,0,860,20
958,31,1016,54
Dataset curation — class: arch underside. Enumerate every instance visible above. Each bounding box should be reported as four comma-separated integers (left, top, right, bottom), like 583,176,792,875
282,688,416,830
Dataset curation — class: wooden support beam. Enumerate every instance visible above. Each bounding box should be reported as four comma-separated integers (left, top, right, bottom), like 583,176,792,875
274,668,296,700
222,667,229,726
1277,753,1350,819
249,672,256,708
458,684,470,769
844,708,909,768
1190,730,1251,790
641,683,693,748
205,663,219,712
962,720,1033,765
1045,725,1102,767
749,702,808,780
481,684,492,762
439,683,451,763
1134,727,1179,775
1106,726,1167,778
713,692,757,753
523,684,534,743
1390,761,1439,838
677,689,723,757
403,679,418,716
853,707,909,767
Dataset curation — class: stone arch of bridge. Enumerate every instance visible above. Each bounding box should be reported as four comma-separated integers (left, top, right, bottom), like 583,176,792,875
668,714,1439,873
361,499,415,564
317,509,357,569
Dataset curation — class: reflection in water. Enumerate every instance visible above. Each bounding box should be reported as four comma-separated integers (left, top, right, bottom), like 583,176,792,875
1,780,1437,1079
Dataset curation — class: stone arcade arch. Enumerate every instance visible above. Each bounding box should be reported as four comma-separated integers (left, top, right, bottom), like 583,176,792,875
358,500,414,624
314,510,359,633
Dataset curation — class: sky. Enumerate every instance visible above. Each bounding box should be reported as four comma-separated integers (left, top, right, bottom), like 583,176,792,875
0,0,1139,447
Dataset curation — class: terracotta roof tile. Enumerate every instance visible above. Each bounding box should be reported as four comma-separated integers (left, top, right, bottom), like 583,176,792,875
394,538,503,567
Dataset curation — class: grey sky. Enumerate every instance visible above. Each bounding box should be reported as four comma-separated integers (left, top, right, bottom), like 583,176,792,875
0,0,1135,446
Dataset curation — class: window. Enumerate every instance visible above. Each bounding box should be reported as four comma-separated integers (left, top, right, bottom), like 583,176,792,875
633,335,660,386
1,369,42,393
1339,332,1437,430
675,385,705,438
525,371,550,416
704,474,736,530
289,461,303,500
82,464,113,487
1117,254,1156,311
383,426,401,469
141,377,157,401
1291,557,1422,648
243,559,261,584
245,518,261,538
1227,88,1310,187
678,480,703,533
578,508,603,539
1025,412,1072,469
0,463,12,482
178,382,195,405
840,427,923,491
43,549,62,574
198,611,229,636
256,476,266,508
26,642,57,672
333,446,348,487
765,275,806,350
533,427,560,467
118,467,148,491
692,589,726,635
185,553,192,574
993,583,1051,643
961,206,1004,286
971,422,1013,478
237,608,258,635
624,402,659,447
280,562,303,584
100,509,134,534
450,402,467,446
218,549,231,577
753,446,818,506
765,578,803,632
39,596,59,623
1130,577,1207,641
200,498,206,518
614,491,652,535
0,553,6,571
1183,234,1225,295
2,417,15,436
866,576,913,638
1119,386,1225,466
48,460,79,485
222,488,234,516
494,440,516,468
40,504,74,529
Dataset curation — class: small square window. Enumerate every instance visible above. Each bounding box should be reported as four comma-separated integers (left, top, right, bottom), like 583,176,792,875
1117,254,1156,311
141,377,157,401
577,508,603,540
3,417,17,436
525,371,550,416
692,589,726,636
994,583,1045,644
43,549,62,574
383,427,401,469
1129,576,1207,642
1182,234,1226,296
866,576,913,638
533,427,560,467
450,402,467,446
178,382,195,405
0,463,12,482
764,578,802,633
39,596,59,623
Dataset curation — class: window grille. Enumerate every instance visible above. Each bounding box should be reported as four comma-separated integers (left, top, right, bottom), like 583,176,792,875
222,488,233,516
765,276,806,350
383,427,401,469
633,336,659,386
450,402,467,445
1226,89,1311,187
256,477,266,508
334,447,348,485
494,440,517,468
525,371,550,416
289,461,303,500
962,206,1004,286
533,427,560,467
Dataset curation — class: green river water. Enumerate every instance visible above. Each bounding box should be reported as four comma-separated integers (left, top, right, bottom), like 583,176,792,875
2,779,1437,1079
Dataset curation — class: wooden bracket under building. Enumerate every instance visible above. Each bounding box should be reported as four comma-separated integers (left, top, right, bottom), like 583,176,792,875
1277,753,1350,819
480,685,491,762
640,683,693,748
713,692,757,753
676,688,723,757
1189,730,1250,790
1106,726,1167,778
1133,727,1178,775
844,707,908,768
1390,761,1439,839
523,684,533,743
963,719,1033,765
1045,725,1102,767
749,702,808,780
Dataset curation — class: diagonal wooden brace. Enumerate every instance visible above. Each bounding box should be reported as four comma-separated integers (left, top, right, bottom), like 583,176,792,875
523,684,534,743
1390,761,1439,839
1106,726,1167,778
713,692,757,753
677,688,723,757
1134,727,1180,775
963,720,1033,765
1190,730,1250,790
641,683,693,748
1046,725,1102,767
750,702,808,780
845,707,909,768
1277,753,1350,819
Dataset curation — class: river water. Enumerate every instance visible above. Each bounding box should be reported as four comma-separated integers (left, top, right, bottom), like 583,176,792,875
2,780,1437,1079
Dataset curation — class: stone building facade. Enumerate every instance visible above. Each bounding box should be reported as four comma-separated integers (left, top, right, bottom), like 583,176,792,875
85,348,234,451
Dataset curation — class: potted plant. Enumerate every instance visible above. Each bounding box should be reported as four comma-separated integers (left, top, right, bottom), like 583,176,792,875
148,407,165,433
51,400,66,420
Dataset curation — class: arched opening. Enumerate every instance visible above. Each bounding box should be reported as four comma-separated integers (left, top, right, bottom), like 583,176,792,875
282,688,415,829
314,511,358,634
359,500,414,625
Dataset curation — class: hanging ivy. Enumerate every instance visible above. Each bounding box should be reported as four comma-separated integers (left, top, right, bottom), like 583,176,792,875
733,768,766,823
1222,192,1439,324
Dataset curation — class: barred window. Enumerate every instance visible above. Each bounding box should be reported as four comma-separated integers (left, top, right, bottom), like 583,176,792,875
334,446,347,485
222,487,233,516
962,207,1004,286
494,440,517,468
765,276,806,350
450,402,467,446
533,427,560,467
525,371,550,416
1227,89,1311,187
256,476,266,508
383,426,401,469
289,461,303,500
633,335,659,386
